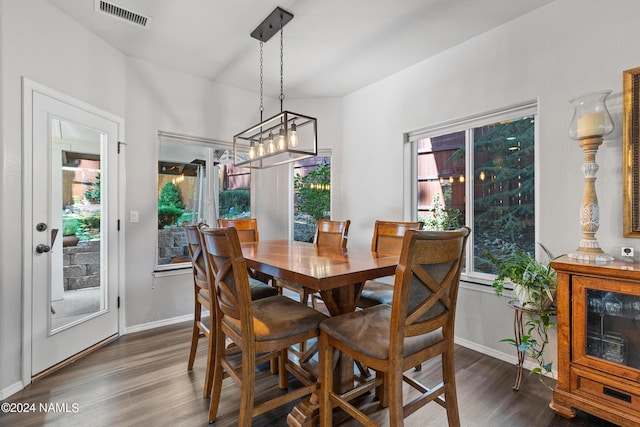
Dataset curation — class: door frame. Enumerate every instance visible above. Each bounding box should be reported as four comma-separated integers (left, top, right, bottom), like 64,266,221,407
21,78,126,384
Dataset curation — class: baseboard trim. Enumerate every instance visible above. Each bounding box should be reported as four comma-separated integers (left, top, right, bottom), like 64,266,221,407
455,336,557,378
124,310,209,335
0,381,25,400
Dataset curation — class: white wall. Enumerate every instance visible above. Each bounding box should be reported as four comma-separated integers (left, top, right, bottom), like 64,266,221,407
0,0,126,395
339,0,640,364
123,58,260,327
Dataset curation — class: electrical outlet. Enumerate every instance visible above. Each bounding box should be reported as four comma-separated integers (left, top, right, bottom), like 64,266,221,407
621,246,634,257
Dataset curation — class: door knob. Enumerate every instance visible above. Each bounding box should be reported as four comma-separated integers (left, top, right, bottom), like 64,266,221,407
36,223,47,232
36,244,51,254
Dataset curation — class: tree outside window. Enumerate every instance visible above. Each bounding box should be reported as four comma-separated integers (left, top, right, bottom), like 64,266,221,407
293,157,331,242
415,112,536,278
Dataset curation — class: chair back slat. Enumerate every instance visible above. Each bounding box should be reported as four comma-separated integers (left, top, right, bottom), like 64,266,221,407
314,219,350,248
391,227,470,343
371,220,421,255
217,218,259,243
183,223,208,290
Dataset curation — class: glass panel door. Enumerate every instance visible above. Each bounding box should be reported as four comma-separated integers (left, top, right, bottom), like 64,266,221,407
51,119,104,332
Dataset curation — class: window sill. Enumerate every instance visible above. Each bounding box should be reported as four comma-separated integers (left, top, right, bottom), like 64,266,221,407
153,266,191,278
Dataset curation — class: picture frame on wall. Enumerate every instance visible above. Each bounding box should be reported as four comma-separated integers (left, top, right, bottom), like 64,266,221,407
623,66,640,237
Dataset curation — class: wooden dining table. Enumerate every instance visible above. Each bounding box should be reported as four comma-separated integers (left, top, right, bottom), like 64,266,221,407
240,239,399,426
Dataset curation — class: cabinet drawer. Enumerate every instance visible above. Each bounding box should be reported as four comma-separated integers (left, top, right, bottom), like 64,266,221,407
571,367,640,411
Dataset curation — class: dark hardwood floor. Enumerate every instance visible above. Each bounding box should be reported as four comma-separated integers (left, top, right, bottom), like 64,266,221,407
1,321,619,427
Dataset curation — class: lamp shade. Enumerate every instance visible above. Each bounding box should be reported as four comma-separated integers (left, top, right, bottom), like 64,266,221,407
568,90,614,140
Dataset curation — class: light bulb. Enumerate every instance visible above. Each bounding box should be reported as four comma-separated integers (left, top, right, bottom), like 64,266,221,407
257,139,265,156
267,132,276,153
248,145,256,159
277,127,286,150
289,122,298,147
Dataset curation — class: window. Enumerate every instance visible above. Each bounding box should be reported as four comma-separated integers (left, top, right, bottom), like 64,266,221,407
293,154,331,242
157,132,251,269
409,101,537,281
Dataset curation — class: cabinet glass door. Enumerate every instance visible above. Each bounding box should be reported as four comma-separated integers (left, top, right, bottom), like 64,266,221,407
586,288,640,369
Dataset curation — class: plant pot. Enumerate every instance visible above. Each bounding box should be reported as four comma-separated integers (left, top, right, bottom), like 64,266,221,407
513,283,555,311
62,234,79,247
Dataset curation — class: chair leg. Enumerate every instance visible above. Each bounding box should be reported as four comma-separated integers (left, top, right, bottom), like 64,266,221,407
208,328,225,423
375,370,388,408
203,313,215,397
238,345,256,427
188,301,201,370
278,349,289,389
319,332,334,427
387,367,404,427
299,288,310,353
442,348,461,427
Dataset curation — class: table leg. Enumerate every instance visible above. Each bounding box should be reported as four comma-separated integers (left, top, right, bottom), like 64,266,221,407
287,284,361,426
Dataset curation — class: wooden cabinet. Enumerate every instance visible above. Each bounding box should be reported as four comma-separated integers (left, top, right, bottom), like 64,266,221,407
550,256,640,426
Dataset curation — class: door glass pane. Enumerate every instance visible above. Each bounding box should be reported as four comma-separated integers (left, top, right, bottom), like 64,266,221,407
51,119,104,332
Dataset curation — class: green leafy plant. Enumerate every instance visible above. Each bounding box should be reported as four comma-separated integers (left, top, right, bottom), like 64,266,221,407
158,205,184,229
158,181,184,209
485,243,561,388
158,181,185,228
62,218,79,236
84,172,101,204
219,189,250,218
294,163,330,221
78,212,101,238
420,193,462,231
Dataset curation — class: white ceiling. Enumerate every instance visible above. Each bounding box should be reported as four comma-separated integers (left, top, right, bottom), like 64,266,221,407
48,0,553,99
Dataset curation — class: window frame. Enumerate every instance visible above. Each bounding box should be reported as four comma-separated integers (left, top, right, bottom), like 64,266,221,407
155,131,252,271
405,100,538,284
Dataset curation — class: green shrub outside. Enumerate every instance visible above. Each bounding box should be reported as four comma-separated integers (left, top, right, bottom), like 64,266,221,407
158,182,184,209
158,205,184,229
219,190,249,218
62,213,100,241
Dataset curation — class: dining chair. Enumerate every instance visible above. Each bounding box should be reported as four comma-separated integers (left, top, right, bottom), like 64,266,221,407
201,226,328,425
319,227,470,427
357,220,422,309
183,223,277,398
276,219,351,307
217,218,272,285
217,218,259,243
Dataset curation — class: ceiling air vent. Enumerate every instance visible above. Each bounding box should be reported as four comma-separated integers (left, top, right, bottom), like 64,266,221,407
94,0,151,29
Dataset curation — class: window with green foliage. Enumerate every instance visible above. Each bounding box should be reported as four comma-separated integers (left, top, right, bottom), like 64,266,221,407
293,156,331,242
157,134,251,268
410,102,536,280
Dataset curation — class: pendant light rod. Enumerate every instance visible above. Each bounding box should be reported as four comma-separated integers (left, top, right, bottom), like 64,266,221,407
250,7,293,43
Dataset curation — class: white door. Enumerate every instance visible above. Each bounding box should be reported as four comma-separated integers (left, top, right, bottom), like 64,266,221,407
28,87,121,376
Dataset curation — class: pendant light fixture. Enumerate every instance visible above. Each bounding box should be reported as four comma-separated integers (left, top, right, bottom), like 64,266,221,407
233,7,317,169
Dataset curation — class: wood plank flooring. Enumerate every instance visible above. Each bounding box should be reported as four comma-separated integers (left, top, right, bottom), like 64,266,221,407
1,320,620,427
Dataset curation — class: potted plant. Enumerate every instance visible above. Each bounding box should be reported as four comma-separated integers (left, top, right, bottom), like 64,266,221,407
485,243,560,387
62,220,79,247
